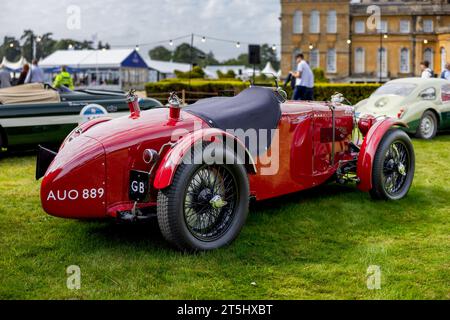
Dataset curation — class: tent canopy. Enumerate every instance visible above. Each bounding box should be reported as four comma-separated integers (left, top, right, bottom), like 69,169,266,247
39,49,148,70
261,62,278,77
1,57,29,72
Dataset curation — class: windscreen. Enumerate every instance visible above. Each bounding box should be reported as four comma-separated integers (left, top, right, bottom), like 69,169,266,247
372,83,417,97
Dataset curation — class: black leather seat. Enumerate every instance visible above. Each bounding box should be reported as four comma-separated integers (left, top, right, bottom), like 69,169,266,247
184,87,282,156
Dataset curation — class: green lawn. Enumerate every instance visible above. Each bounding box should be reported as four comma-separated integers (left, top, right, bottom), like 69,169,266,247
0,136,449,300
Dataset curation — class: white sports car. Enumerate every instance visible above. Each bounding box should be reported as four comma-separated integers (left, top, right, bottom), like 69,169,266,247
355,78,450,139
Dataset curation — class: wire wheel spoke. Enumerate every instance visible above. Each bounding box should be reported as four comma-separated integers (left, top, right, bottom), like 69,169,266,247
382,141,410,196
183,165,237,241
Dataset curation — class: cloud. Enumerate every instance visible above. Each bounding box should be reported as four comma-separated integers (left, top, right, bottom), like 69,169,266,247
0,0,280,60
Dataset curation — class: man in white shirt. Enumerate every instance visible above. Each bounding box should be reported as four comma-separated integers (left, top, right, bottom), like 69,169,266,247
290,53,315,100
0,64,11,88
440,63,450,81
25,59,45,84
420,61,433,79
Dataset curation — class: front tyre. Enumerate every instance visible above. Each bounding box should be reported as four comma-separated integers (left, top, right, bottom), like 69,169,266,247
370,129,415,200
416,110,437,139
157,145,249,251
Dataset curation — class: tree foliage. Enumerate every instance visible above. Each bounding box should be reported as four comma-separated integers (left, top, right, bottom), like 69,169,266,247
149,46,172,61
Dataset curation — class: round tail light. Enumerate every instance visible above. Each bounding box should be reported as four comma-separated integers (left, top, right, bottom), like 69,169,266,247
358,116,376,137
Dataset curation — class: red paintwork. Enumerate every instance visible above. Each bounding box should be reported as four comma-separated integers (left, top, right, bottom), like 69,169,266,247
40,98,403,219
153,127,256,189
356,118,407,192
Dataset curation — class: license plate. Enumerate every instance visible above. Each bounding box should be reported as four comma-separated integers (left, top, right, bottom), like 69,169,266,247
129,170,150,202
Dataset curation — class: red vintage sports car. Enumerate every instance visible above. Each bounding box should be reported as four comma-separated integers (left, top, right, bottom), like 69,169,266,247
37,86,415,251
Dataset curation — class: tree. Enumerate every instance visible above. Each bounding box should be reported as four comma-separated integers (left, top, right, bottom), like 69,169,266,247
149,46,172,61
222,53,249,67
260,43,280,70
36,33,56,59
53,39,93,51
202,51,219,67
172,43,218,67
20,29,35,61
0,36,21,62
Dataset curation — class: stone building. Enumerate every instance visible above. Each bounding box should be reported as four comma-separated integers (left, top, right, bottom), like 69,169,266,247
280,0,450,82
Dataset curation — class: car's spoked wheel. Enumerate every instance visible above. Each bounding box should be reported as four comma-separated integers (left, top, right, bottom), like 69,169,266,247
184,165,237,242
382,142,409,196
157,144,249,251
370,129,415,200
416,111,437,139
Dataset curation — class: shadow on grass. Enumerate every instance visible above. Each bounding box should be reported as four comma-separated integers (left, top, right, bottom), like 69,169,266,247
71,180,445,260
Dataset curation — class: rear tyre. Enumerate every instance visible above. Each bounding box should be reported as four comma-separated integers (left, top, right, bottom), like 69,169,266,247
416,110,437,140
370,129,415,200
157,143,249,251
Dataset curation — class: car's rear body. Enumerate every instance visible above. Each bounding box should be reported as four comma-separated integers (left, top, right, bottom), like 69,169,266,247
37,87,414,250
39,89,363,219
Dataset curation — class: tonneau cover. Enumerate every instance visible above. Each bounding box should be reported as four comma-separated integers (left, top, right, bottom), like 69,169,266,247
0,83,60,105
185,87,282,156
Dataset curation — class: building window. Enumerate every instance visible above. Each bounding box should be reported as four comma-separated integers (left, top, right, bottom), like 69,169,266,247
377,47,388,77
293,10,303,34
424,48,434,70
379,20,388,33
327,10,337,33
399,20,410,33
440,47,447,72
327,48,336,73
423,19,433,32
354,48,365,73
310,49,319,69
355,21,365,33
400,48,410,73
310,10,320,34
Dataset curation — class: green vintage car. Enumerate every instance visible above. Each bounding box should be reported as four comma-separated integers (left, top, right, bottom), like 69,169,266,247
355,78,450,139
0,83,162,151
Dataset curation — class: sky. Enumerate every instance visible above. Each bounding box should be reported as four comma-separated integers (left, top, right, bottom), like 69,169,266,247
0,0,281,60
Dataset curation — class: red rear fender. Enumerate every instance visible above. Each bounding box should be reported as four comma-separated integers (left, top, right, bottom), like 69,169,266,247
153,128,256,189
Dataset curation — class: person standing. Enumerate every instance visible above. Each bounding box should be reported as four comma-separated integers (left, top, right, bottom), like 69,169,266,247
283,72,297,99
0,64,12,88
290,53,314,100
440,63,450,81
25,59,45,84
52,66,74,91
17,63,30,85
420,61,433,79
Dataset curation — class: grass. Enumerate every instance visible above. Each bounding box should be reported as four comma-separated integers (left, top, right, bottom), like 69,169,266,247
0,136,449,300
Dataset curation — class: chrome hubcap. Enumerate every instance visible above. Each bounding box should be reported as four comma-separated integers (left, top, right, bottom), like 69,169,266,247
209,195,228,209
420,116,434,138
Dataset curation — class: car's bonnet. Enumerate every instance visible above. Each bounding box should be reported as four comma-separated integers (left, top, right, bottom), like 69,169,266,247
82,108,207,152
358,94,407,117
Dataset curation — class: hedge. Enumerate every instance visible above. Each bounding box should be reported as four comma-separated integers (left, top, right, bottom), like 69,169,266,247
145,79,380,105
284,83,381,105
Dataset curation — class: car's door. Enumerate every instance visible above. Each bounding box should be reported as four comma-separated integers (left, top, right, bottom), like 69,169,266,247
439,83,450,129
